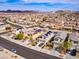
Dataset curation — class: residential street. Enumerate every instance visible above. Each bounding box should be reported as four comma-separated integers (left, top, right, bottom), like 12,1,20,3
0,37,60,59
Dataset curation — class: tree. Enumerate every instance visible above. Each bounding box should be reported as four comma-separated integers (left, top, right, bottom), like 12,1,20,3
15,32,25,40
5,26,12,31
42,17,46,21
59,39,72,54
27,34,37,46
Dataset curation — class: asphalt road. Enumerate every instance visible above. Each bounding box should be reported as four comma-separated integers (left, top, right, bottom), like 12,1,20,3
0,37,60,59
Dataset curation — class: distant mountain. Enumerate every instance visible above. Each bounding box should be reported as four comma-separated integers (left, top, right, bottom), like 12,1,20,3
0,10,38,13
73,11,79,15
0,10,79,14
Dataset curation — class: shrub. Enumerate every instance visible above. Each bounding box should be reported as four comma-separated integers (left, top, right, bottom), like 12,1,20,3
15,32,24,40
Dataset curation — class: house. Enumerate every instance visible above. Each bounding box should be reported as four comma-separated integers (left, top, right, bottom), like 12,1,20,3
53,31,67,48
0,22,5,25
35,31,55,48
36,31,55,41
68,33,79,47
69,33,79,58
73,27,79,31
32,30,44,40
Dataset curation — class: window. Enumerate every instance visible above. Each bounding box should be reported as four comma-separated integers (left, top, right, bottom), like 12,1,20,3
38,42,44,47
55,38,58,41
74,41,78,44
60,39,62,42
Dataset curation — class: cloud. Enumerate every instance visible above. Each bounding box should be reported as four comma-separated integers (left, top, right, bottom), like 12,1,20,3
22,0,50,3
0,0,79,4
22,0,79,4
0,0,79,11
0,2,78,11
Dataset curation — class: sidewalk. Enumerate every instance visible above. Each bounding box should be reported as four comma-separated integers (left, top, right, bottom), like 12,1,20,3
0,35,56,57
64,54,79,59
1,35,79,59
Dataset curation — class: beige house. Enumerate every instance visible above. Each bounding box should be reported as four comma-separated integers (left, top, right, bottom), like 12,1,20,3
53,31,67,49
68,33,79,48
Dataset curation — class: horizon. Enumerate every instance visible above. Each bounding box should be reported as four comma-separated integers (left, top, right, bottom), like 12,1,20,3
0,9,78,12
0,0,79,11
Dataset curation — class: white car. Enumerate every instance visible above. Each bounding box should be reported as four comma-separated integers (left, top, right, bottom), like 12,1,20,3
11,48,17,53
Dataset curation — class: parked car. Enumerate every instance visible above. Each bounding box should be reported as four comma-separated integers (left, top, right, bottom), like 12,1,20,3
11,48,17,53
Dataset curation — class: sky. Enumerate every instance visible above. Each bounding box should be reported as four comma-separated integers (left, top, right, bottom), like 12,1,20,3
0,0,79,11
